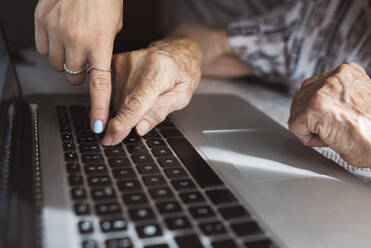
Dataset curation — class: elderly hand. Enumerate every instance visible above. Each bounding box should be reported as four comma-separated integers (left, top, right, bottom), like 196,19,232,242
288,62,371,168
34,0,123,133
101,38,202,146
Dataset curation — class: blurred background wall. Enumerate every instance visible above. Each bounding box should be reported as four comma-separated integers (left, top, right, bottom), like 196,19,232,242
0,0,172,53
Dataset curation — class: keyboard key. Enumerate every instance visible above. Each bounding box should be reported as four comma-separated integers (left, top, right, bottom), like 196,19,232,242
156,201,182,215
132,154,154,164
142,130,160,139
82,240,97,248
75,129,93,136
60,125,71,134
105,238,132,248
91,187,116,201
171,179,196,191
157,157,180,167
189,206,215,219
179,191,205,204
62,134,73,142
231,221,262,236
142,175,167,187
113,168,137,179
199,221,226,236
77,135,97,144
126,143,148,154
160,129,182,138
146,139,166,147
167,138,223,188
144,245,168,248
206,189,237,205
164,168,187,179
122,192,148,206
74,203,90,215
88,175,111,187
108,158,131,168
117,180,142,192
129,207,155,221
85,164,108,175
100,218,127,232
136,224,162,238
175,234,203,248
212,239,238,248
151,148,172,158
123,133,141,144
71,188,86,200
148,187,174,200
63,142,75,152
65,152,78,161
82,154,104,164
95,202,121,215
165,216,191,230
68,175,83,186
78,220,94,234
79,144,101,154
137,164,160,175
244,239,273,248
105,147,126,157
157,121,175,129
66,162,81,174
219,205,250,220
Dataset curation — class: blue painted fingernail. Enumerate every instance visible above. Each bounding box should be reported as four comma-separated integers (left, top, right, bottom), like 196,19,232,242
93,120,104,134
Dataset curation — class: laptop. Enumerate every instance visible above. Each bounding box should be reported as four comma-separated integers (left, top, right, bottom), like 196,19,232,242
2,24,371,248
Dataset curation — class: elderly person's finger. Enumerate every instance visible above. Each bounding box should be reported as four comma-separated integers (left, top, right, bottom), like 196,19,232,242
136,90,192,135
102,78,161,146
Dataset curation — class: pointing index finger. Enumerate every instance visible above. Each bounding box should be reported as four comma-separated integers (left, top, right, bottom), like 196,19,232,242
88,49,113,134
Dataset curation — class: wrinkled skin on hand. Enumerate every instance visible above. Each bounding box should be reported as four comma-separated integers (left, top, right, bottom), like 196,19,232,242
102,38,202,146
288,62,371,168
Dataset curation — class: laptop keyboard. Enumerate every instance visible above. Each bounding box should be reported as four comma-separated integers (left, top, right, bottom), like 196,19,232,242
56,105,277,248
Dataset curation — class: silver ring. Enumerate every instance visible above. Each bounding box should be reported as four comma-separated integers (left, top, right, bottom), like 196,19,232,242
64,64,86,75
87,65,112,74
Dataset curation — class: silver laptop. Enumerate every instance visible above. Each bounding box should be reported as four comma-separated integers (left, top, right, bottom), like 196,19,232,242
1,24,371,248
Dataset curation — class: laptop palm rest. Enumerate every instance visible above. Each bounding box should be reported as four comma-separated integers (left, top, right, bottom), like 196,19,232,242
203,129,336,182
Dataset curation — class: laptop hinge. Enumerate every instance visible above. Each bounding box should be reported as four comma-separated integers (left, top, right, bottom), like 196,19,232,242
4,100,37,248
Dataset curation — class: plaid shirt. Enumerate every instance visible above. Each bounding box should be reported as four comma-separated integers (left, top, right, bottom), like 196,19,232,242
228,0,371,94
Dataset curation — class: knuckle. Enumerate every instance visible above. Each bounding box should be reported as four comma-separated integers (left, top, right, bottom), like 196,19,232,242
348,61,367,75
34,4,46,26
308,93,325,111
46,18,59,34
91,77,111,91
335,64,351,75
324,76,342,92
109,119,125,136
125,95,143,112
64,26,85,43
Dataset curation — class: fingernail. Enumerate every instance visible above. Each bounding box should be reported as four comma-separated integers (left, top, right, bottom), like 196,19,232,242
137,120,150,135
93,120,104,134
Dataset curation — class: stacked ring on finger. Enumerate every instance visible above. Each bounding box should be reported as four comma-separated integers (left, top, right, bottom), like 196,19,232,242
63,64,87,75
87,65,112,74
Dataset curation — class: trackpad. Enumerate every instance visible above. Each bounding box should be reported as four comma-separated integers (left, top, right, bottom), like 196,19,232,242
204,130,335,182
